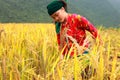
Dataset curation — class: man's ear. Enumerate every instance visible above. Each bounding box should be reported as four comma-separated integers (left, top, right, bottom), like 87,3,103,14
61,7,65,11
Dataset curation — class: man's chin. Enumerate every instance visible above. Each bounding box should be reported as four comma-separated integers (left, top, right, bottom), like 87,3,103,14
56,19,64,23
57,21,63,23
60,20,65,23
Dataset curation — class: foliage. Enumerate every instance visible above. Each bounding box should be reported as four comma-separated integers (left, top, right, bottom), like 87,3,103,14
0,23,120,80
0,0,120,27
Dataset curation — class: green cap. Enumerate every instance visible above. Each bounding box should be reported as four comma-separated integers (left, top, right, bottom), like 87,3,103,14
47,1,64,15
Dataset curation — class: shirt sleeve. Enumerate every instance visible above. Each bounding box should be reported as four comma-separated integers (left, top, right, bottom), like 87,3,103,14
57,33,60,46
77,16,98,39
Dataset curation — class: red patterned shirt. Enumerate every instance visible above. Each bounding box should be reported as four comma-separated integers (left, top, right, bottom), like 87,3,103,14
56,14,98,56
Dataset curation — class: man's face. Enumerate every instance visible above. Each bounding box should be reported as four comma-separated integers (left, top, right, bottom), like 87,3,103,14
51,7,65,23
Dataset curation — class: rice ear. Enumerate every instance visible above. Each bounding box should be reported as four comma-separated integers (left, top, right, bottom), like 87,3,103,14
65,34,89,54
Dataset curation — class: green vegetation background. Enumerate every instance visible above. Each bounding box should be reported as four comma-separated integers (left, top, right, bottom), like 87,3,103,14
0,0,120,27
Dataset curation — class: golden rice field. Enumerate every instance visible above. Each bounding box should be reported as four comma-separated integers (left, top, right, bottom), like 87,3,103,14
0,23,120,80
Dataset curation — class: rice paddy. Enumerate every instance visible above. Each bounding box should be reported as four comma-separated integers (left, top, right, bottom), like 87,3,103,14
0,23,120,80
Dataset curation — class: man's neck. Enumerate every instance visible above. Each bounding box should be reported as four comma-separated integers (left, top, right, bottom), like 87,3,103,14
62,13,69,24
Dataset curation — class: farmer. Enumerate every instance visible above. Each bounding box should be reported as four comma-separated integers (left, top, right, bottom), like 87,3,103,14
47,0,101,58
